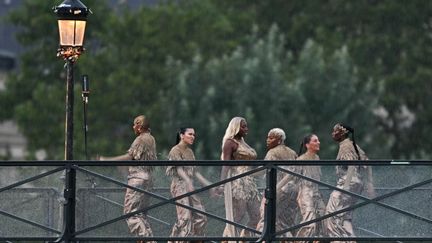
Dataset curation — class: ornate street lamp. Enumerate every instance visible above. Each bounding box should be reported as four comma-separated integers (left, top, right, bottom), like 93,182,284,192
54,1,90,241
54,0,90,161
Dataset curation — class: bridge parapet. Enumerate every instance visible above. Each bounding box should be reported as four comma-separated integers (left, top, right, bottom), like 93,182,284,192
0,160,430,242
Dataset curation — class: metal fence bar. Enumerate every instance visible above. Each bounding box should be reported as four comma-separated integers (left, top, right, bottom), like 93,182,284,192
277,175,432,236
274,165,432,236
0,166,65,193
1,159,432,166
73,165,265,236
59,164,76,243
0,236,430,242
0,188,59,235
81,188,171,226
0,209,60,234
0,160,431,242
2,193,45,211
257,163,277,242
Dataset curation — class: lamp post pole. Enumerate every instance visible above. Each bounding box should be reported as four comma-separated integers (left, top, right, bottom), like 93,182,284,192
65,59,74,161
54,0,90,241
64,58,76,242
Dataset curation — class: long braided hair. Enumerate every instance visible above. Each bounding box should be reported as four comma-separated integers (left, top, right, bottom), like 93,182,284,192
339,123,361,160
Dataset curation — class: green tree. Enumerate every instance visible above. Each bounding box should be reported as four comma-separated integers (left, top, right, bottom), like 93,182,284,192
214,0,432,158
163,25,302,159
4,0,430,159
163,25,378,159
0,0,249,159
294,39,380,158
0,0,111,158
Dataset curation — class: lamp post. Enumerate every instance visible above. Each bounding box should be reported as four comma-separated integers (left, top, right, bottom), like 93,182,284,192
55,0,90,161
54,0,90,241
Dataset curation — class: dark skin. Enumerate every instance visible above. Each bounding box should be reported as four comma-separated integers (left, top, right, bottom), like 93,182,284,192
266,133,282,150
99,117,150,176
332,124,376,197
220,120,248,181
331,125,347,142
219,119,261,231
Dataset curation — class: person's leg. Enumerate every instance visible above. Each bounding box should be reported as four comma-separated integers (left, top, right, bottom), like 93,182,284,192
190,194,207,243
124,178,155,243
246,196,261,231
169,180,193,242
233,197,247,234
296,186,318,239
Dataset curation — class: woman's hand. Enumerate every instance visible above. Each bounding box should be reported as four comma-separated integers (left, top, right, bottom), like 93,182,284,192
210,186,224,198
366,182,376,198
213,185,224,197
209,188,220,198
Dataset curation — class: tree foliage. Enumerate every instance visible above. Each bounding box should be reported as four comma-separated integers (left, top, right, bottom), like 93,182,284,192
163,26,378,159
213,0,432,158
1,0,247,159
1,0,432,159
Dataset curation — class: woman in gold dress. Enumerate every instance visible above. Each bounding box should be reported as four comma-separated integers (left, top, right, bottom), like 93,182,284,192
255,128,298,238
99,115,157,243
220,117,261,239
325,124,375,243
295,134,326,242
167,127,215,243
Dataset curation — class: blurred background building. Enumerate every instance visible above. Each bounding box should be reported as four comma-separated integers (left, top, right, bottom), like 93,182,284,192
0,0,26,160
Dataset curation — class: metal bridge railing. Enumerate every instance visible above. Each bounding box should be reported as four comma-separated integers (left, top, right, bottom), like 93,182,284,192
0,160,431,242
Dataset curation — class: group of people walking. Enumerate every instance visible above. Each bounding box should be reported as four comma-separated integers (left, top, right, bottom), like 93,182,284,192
100,115,375,243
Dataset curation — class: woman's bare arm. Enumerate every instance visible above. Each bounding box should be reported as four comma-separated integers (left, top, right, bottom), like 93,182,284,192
220,139,237,181
99,154,132,161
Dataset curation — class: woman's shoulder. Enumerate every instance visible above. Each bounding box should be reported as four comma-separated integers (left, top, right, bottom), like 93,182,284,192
226,138,239,144
266,145,297,160
168,144,180,152
282,145,298,158
338,140,367,160
224,138,239,148
131,133,156,151
168,144,182,158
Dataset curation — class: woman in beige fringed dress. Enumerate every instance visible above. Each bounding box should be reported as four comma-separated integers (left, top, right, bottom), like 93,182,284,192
255,128,298,239
99,115,157,243
325,124,375,243
220,117,261,240
167,127,216,243
295,134,326,242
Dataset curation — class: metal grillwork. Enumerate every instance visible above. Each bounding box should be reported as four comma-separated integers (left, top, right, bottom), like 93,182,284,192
0,160,431,242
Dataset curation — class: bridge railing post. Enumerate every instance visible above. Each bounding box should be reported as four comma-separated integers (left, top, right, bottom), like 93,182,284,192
259,164,277,242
